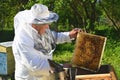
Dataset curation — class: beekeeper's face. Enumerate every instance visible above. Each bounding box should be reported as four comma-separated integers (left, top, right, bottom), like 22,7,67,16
32,24,50,35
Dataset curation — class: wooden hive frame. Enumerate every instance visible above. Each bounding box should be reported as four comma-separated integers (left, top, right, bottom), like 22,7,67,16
72,32,107,72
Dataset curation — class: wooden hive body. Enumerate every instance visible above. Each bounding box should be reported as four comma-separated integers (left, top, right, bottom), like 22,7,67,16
75,65,118,80
0,41,15,75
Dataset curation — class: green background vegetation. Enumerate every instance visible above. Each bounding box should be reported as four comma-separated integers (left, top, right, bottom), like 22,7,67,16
0,0,120,79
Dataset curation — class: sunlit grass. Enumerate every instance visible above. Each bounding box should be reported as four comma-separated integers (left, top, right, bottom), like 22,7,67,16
53,43,74,63
102,39,120,78
53,51,73,63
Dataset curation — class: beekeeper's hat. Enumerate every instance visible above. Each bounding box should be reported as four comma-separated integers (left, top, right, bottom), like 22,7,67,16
31,4,59,24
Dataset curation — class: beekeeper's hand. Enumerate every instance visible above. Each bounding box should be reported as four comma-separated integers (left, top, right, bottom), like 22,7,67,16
69,28,86,39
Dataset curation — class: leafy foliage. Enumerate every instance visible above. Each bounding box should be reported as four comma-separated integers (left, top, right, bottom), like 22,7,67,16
0,0,120,32
99,0,120,31
0,0,27,30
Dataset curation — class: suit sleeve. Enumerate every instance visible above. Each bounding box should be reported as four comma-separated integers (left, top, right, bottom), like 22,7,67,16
52,31,72,44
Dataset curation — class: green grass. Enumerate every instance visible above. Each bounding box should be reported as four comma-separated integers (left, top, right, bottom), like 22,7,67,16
102,39,120,78
53,43,74,63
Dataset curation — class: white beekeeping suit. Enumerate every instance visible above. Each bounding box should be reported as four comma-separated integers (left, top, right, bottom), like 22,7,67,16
12,4,72,80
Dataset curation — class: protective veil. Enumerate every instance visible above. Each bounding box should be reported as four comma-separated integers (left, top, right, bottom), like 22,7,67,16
12,4,72,80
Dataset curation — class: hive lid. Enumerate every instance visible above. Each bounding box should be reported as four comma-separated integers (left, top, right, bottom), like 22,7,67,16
0,41,13,47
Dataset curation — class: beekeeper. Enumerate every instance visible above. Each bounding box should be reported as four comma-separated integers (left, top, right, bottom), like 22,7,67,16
12,4,82,80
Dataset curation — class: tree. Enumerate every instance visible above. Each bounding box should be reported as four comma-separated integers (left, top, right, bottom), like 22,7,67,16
0,0,30,31
1,0,120,33
38,0,100,32
99,0,120,32
69,0,99,32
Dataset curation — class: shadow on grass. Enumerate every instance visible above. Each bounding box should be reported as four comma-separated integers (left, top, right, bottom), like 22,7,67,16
0,30,14,42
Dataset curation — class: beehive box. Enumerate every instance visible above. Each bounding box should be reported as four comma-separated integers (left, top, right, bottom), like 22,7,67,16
75,65,118,80
0,41,15,75
72,32,107,72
